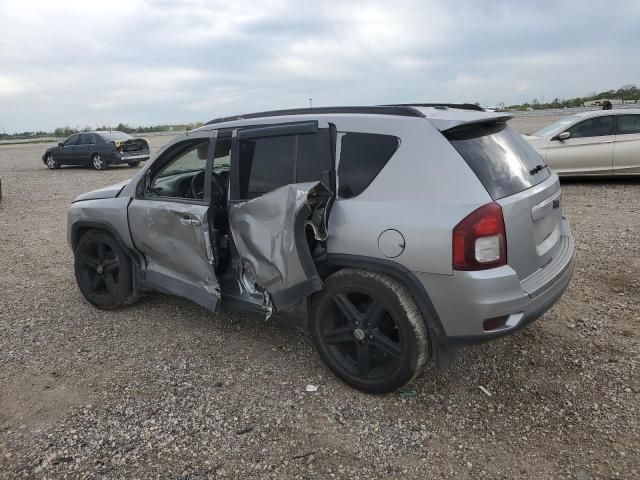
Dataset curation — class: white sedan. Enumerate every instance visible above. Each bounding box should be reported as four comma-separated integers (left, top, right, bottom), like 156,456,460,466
524,109,640,176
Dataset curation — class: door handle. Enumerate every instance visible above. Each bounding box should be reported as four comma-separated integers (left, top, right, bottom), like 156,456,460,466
601,140,613,143
180,216,202,226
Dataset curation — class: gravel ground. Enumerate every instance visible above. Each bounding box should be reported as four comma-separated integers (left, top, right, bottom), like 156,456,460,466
1,123,639,479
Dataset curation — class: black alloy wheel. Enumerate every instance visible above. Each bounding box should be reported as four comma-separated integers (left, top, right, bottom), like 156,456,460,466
74,230,136,309
310,269,428,393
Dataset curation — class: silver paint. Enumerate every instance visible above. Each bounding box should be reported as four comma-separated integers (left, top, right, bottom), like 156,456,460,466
128,199,221,308
72,179,131,202
229,181,329,310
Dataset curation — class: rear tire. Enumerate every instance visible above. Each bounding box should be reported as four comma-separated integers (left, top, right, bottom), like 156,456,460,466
128,161,141,167
91,153,107,170
46,154,60,169
310,268,429,394
74,230,138,309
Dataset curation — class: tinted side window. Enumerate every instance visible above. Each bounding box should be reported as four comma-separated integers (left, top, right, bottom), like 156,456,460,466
296,133,326,183
239,135,296,199
616,115,640,135
64,134,79,146
337,133,399,198
567,116,613,138
78,133,94,145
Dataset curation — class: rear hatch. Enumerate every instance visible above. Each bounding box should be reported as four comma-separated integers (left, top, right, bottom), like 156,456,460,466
438,113,563,280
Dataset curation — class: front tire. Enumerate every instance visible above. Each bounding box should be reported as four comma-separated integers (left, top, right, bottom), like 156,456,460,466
46,154,60,169
310,269,429,394
91,153,107,170
74,230,137,309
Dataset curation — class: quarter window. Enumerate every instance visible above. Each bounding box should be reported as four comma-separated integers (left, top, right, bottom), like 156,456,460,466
615,115,640,135
567,116,614,138
337,132,399,198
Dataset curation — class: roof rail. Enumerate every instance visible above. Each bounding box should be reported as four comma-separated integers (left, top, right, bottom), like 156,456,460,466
383,103,486,112
205,105,424,125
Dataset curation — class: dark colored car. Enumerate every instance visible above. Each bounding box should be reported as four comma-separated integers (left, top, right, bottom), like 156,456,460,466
42,131,150,170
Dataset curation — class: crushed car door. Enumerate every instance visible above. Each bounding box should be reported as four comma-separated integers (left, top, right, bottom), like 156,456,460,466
127,131,221,311
228,121,335,312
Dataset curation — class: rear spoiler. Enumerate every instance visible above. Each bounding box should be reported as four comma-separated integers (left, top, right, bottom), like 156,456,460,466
430,114,513,133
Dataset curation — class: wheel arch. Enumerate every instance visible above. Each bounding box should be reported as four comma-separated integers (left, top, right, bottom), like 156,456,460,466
323,254,445,340
71,221,144,285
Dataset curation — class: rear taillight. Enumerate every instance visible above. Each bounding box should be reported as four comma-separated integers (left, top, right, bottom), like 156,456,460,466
453,202,506,270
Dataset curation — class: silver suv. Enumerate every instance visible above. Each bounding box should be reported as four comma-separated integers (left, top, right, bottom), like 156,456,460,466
68,104,575,393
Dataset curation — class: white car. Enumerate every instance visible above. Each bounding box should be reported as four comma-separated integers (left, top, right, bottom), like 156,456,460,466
524,109,640,176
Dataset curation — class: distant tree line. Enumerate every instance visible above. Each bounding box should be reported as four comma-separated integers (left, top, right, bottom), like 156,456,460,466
0,122,204,141
504,84,640,111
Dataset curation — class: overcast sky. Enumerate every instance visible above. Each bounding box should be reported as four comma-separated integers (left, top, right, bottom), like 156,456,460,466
1,0,639,133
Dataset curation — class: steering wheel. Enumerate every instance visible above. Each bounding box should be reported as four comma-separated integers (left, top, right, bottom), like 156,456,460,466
190,171,205,199
189,171,227,202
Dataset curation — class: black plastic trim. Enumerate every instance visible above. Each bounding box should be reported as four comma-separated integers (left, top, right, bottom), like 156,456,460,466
71,220,134,258
237,121,318,139
383,103,486,112
206,106,425,125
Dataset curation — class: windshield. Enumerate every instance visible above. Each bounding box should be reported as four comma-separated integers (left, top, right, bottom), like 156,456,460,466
533,116,579,137
446,122,550,200
99,131,133,142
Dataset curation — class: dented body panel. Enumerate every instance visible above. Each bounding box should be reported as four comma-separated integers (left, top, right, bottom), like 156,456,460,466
228,181,330,311
128,199,220,311
67,105,574,356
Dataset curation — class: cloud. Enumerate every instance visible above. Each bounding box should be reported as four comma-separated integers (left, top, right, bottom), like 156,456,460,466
0,0,639,132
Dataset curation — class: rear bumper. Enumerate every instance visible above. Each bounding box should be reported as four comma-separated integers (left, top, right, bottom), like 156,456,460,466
415,218,575,344
107,152,150,165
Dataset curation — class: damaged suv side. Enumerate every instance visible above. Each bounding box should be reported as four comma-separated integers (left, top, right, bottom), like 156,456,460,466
68,105,575,393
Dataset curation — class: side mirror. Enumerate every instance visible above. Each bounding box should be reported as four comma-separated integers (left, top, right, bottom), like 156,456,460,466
557,132,571,141
58,142,64,147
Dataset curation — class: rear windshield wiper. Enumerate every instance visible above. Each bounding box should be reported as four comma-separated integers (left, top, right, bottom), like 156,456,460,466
529,164,549,175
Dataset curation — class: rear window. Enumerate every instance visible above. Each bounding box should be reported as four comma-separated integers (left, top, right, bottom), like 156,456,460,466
99,131,133,142
337,132,399,198
445,122,550,200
